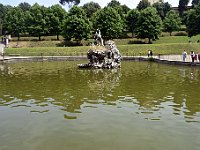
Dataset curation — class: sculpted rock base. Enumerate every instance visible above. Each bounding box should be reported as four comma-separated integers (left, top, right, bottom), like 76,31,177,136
78,40,121,69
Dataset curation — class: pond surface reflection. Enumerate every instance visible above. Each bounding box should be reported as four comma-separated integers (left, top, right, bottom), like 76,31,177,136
0,61,200,150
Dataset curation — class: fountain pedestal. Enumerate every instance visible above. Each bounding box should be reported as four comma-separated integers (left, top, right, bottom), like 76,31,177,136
78,40,121,69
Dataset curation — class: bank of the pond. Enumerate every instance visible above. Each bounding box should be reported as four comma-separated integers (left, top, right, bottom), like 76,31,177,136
1,55,200,67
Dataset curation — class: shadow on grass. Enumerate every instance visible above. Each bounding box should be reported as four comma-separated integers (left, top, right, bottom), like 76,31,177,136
56,41,83,47
128,40,147,44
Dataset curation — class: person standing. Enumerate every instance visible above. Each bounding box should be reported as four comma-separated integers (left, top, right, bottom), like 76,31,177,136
150,50,153,57
198,53,200,62
0,43,5,60
182,50,187,62
148,50,151,57
191,51,195,62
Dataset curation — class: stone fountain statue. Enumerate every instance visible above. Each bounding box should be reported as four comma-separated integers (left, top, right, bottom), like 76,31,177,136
94,29,104,46
78,30,121,69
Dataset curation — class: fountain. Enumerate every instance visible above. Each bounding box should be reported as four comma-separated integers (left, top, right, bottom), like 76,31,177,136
78,30,121,69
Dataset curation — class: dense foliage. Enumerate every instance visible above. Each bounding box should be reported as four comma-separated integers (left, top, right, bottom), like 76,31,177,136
126,9,140,37
163,10,182,36
192,0,200,7
92,7,124,39
186,4,200,37
137,0,150,11
3,7,25,40
26,3,49,41
1,0,200,43
82,2,101,18
135,7,162,43
152,2,171,20
178,0,190,16
18,2,31,11
63,6,91,42
49,4,67,40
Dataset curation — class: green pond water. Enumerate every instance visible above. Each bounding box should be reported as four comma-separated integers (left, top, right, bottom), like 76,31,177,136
0,61,200,150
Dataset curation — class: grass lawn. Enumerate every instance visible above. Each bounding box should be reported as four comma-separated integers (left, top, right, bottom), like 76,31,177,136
5,43,200,56
4,35,200,56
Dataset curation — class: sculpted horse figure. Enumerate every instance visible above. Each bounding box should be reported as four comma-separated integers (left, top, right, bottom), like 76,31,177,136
94,29,104,46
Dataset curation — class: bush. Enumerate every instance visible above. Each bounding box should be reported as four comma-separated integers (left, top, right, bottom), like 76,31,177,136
56,40,83,47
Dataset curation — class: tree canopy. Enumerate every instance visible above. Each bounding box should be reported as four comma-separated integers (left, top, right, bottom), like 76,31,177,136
92,7,124,39
152,2,171,20
107,0,121,7
26,3,49,40
163,10,181,36
126,9,140,37
63,6,91,42
137,0,150,11
178,0,190,16
186,4,200,37
18,2,31,11
1,1,198,44
0,4,13,35
4,7,25,40
135,7,162,43
82,1,101,18
49,4,67,40
192,0,200,7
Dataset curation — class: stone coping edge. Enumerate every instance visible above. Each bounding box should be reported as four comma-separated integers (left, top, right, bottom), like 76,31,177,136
1,56,200,66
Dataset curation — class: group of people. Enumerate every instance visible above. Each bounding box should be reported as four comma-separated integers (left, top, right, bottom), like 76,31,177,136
146,49,200,62
182,50,200,62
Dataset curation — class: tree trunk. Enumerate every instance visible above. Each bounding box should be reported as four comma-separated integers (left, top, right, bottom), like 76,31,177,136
132,29,134,38
39,35,41,41
170,32,172,36
57,33,59,41
76,40,81,46
148,38,151,44
17,33,20,41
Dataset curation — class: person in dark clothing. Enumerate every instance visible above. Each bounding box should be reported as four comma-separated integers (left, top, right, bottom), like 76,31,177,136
191,51,195,62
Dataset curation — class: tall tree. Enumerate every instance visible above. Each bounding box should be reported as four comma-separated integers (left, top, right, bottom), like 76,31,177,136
48,4,67,40
18,2,31,11
107,0,121,7
126,9,140,37
92,7,124,39
135,7,162,44
0,4,12,20
0,4,13,35
107,0,130,14
59,0,80,8
153,2,171,20
4,7,25,40
63,6,91,42
0,4,5,35
82,1,101,18
121,5,131,14
178,0,190,16
106,0,130,35
163,10,182,36
192,0,200,7
26,3,49,41
186,4,200,37
137,0,150,11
